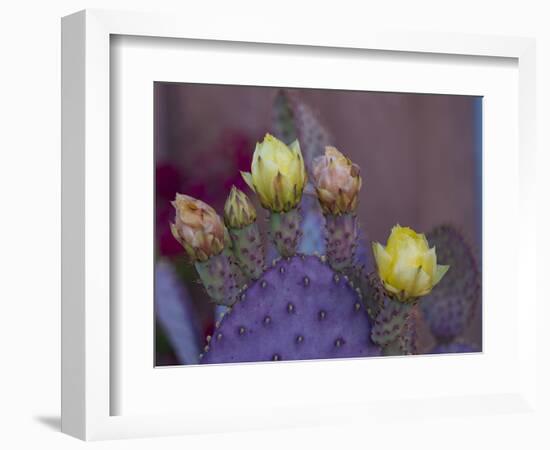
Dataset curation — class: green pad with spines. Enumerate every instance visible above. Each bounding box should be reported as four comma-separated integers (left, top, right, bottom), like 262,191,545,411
271,90,331,170
269,208,302,257
272,90,298,145
325,213,358,272
229,222,264,280
194,249,243,307
360,272,417,355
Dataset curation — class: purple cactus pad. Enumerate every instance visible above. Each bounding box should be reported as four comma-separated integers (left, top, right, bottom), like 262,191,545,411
201,254,380,364
420,225,480,340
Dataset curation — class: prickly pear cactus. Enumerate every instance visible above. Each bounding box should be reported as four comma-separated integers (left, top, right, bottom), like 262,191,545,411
420,225,480,343
201,255,379,363
167,92,477,364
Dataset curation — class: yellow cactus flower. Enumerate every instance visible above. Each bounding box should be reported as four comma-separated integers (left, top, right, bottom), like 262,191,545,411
372,225,450,301
311,146,362,215
224,186,257,229
241,133,306,212
170,193,225,262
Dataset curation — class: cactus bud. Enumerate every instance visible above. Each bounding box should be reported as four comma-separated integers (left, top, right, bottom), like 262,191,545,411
372,225,450,301
241,133,306,213
224,186,257,229
223,186,265,279
312,146,362,215
170,193,225,262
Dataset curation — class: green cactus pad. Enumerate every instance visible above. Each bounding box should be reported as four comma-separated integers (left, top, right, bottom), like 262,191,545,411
194,249,243,306
228,222,264,280
325,213,358,272
272,90,297,144
269,208,302,257
361,272,417,355
271,90,330,170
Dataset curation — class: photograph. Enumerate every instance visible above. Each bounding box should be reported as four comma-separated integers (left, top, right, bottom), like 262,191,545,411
154,83,482,366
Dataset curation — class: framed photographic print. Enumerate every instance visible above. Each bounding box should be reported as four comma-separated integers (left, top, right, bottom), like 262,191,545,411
61,9,538,441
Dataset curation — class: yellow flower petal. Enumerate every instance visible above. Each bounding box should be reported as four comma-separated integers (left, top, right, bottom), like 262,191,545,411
388,258,417,292
433,264,450,286
289,139,301,156
373,224,450,301
383,281,401,296
412,268,431,296
240,171,255,192
244,133,306,212
418,233,430,251
421,247,437,279
372,242,392,278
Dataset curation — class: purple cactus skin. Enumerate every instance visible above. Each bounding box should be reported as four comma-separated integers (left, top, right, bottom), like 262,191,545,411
200,254,380,364
297,193,327,256
420,225,480,341
352,222,372,272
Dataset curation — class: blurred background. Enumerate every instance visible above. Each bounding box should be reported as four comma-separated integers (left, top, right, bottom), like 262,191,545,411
154,83,482,366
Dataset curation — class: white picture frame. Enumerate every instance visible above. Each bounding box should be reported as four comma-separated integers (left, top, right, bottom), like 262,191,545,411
61,9,538,441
